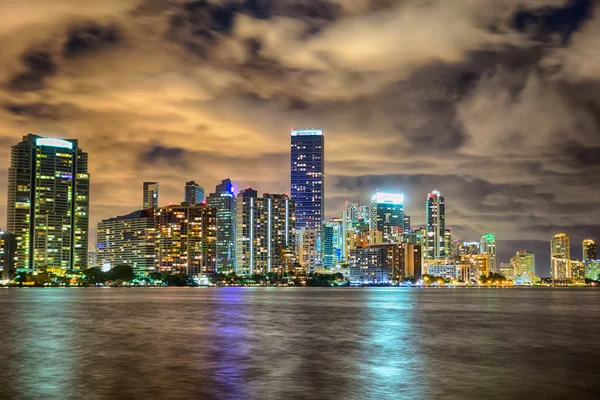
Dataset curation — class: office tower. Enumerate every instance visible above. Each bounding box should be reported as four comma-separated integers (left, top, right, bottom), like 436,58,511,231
345,222,382,261
323,218,343,268
296,229,318,271
206,179,237,272
143,182,159,209
349,242,421,283
426,190,445,259
341,202,366,261
370,192,404,243
550,233,570,281
403,215,411,233
97,209,156,275
185,181,205,205
480,233,497,273
87,249,97,269
155,203,217,276
0,231,17,280
7,134,89,272
582,239,597,262
510,250,535,276
444,228,452,260
236,189,295,275
290,129,324,265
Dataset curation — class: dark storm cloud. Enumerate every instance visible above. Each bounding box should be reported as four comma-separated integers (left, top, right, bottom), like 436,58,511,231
63,23,121,58
4,102,61,120
7,50,57,92
244,0,340,22
140,145,189,167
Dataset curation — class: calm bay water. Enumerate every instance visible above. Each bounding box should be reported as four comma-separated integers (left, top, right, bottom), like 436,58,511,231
1,287,599,400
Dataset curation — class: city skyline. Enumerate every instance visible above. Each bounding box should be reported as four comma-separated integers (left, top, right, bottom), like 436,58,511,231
0,0,598,276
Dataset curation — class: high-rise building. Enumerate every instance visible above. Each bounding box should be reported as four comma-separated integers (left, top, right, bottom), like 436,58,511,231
296,229,318,271
499,262,515,280
323,218,343,268
582,239,596,263
341,202,368,262
510,250,535,276
480,233,497,273
236,189,295,275
206,179,237,272
97,209,156,275
550,233,570,281
403,215,411,233
7,134,89,272
345,222,382,263
290,129,324,265
0,231,17,280
444,228,452,260
350,242,422,283
143,182,159,209
184,181,205,205
457,254,489,281
426,190,445,259
369,192,404,243
155,203,217,276
551,233,570,259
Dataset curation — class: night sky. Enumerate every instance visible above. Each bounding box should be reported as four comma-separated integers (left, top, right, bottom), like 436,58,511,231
0,0,597,276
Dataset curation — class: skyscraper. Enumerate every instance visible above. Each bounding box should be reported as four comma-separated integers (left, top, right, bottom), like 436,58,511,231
290,129,324,265
207,179,237,272
143,182,159,209
480,233,497,273
426,190,445,259
403,215,411,233
185,181,205,205
551,233,571,281
341,202,368,262
0,231,16,280
323,218,343,268
97,209,156,275
369,192,404,243
155,203,217,276
7,134,89,272
236,189,296,275
582,239,597,262
510,250,535,276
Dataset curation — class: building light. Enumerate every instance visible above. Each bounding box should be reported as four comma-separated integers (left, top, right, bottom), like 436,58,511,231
36,137,74,149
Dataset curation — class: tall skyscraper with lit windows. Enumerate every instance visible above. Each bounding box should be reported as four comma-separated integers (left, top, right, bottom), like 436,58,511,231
143,181,159,209
582,239,596,262
7,134,89,272
480,233,497,273
185,181,205,205
426,190,445,259
369,192,404,243
291,129,324,266
207,179,237,272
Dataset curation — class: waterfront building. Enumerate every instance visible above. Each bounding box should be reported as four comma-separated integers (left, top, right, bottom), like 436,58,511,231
480,233,497,273
551,233,571,281
426,264,461,280
295,229,317,271
585,260,600,281
323,218,343,268
349,244,399,283
341,202,369,261
143,182,159,209
236,189,295,275
0,231,16,280
184,181,205,205
206,179,236,272
582,239,596,262
345,223,382,263
444,228,452,260
499,262,515,280
97,209,156,275
155,203,217,276
457,254,489,280
426,190,446,259
510,250,535,276
369,192,404,243
7,134,89,272
290,129,324,266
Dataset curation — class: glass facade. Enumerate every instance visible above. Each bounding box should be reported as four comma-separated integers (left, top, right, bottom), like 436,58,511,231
207,179,237,272
369,192,404,243
143,182,159,209
7,134,89,271
426,190,445,259
185,181,205,205
290,129,324,265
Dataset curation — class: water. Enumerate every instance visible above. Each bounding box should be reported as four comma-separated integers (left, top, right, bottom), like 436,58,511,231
1,287,599,400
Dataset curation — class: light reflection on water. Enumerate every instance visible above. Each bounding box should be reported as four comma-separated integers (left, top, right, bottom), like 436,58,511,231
1,288,600,399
